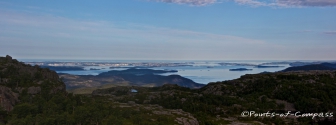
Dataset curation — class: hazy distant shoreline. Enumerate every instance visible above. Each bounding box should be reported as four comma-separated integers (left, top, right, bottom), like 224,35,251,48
23,60,294,84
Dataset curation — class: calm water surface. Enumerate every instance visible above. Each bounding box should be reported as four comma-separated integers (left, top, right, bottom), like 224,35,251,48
56,61,289,84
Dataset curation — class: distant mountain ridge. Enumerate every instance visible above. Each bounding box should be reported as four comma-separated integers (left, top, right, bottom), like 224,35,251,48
61,68,204,90
289,61,336,67
40,66,84,71
282,63,336,72
98,68,177,76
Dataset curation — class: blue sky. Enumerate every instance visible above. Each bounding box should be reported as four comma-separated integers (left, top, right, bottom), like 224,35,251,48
0,0,335,60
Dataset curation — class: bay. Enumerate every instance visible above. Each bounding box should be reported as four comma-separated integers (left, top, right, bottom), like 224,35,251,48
55,61,289,84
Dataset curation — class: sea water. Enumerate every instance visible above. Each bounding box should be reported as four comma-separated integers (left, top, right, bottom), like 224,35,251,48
150,62,289,84
53,61,289,84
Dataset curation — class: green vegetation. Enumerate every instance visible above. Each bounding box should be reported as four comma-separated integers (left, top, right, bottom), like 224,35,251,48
1,56,336,124
67,82,130,95
6,94,181,125
92,71,336,124
0,56,183,125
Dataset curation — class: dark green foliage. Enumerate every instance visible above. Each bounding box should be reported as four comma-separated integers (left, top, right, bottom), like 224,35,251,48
1,56,336,124
0,56,178,124
100,71,336,124
4,91,182,125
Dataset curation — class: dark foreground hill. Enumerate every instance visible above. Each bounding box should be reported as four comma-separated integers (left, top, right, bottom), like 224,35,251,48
93,70,336,124
1,55,336,124
0,55,65,112
0,55,201,124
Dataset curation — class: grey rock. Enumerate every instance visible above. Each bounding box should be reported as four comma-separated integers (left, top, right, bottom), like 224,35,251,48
50,84,66,94
175,117,199,125
128,101,135,105
0,86,19,111
27,86,41,94
5,55,12,61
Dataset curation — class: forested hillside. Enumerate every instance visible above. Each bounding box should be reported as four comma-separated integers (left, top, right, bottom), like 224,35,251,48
1,55,335,125
0,56,196,125
93,71,336,124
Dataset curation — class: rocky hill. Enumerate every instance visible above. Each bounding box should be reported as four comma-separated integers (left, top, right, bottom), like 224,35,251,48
0,55,200,124
0,55,65,112
93,70,336,124
1,55,336,124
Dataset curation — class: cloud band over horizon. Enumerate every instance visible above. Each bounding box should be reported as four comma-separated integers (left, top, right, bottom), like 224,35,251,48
1,1,335,60
152,0,336,7
153,0,216,6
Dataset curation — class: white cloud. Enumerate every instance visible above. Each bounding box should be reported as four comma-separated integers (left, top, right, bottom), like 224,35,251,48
324,31,336,35
233,0,336,7
152,0,336,7
1,10,281,60
152,0,217,6
1,10,334,60
277,0,336,7
233,0,269,7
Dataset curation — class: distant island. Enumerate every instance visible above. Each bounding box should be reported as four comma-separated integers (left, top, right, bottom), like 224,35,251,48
110,66,156,69
40,66,84,71
60,68,203,90
259,61,292,65
89,68,100,70
229,68,253,71
99,68,177,76
289,61,336,67
254,65,284,68
219,62,257,66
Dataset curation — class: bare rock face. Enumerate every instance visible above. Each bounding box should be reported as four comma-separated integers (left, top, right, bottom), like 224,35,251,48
175,117,199,125
0,86,19,111
50,84,66,94
27,86,41,95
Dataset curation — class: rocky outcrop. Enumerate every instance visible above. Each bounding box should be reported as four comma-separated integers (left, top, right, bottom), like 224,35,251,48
0,55,66,112
27,86,41,95
149,107,199,125
5,55,12,60
0,86,19,111
0,55,60,82
175,117,199,125
50,84,66,94
0,77,8,84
